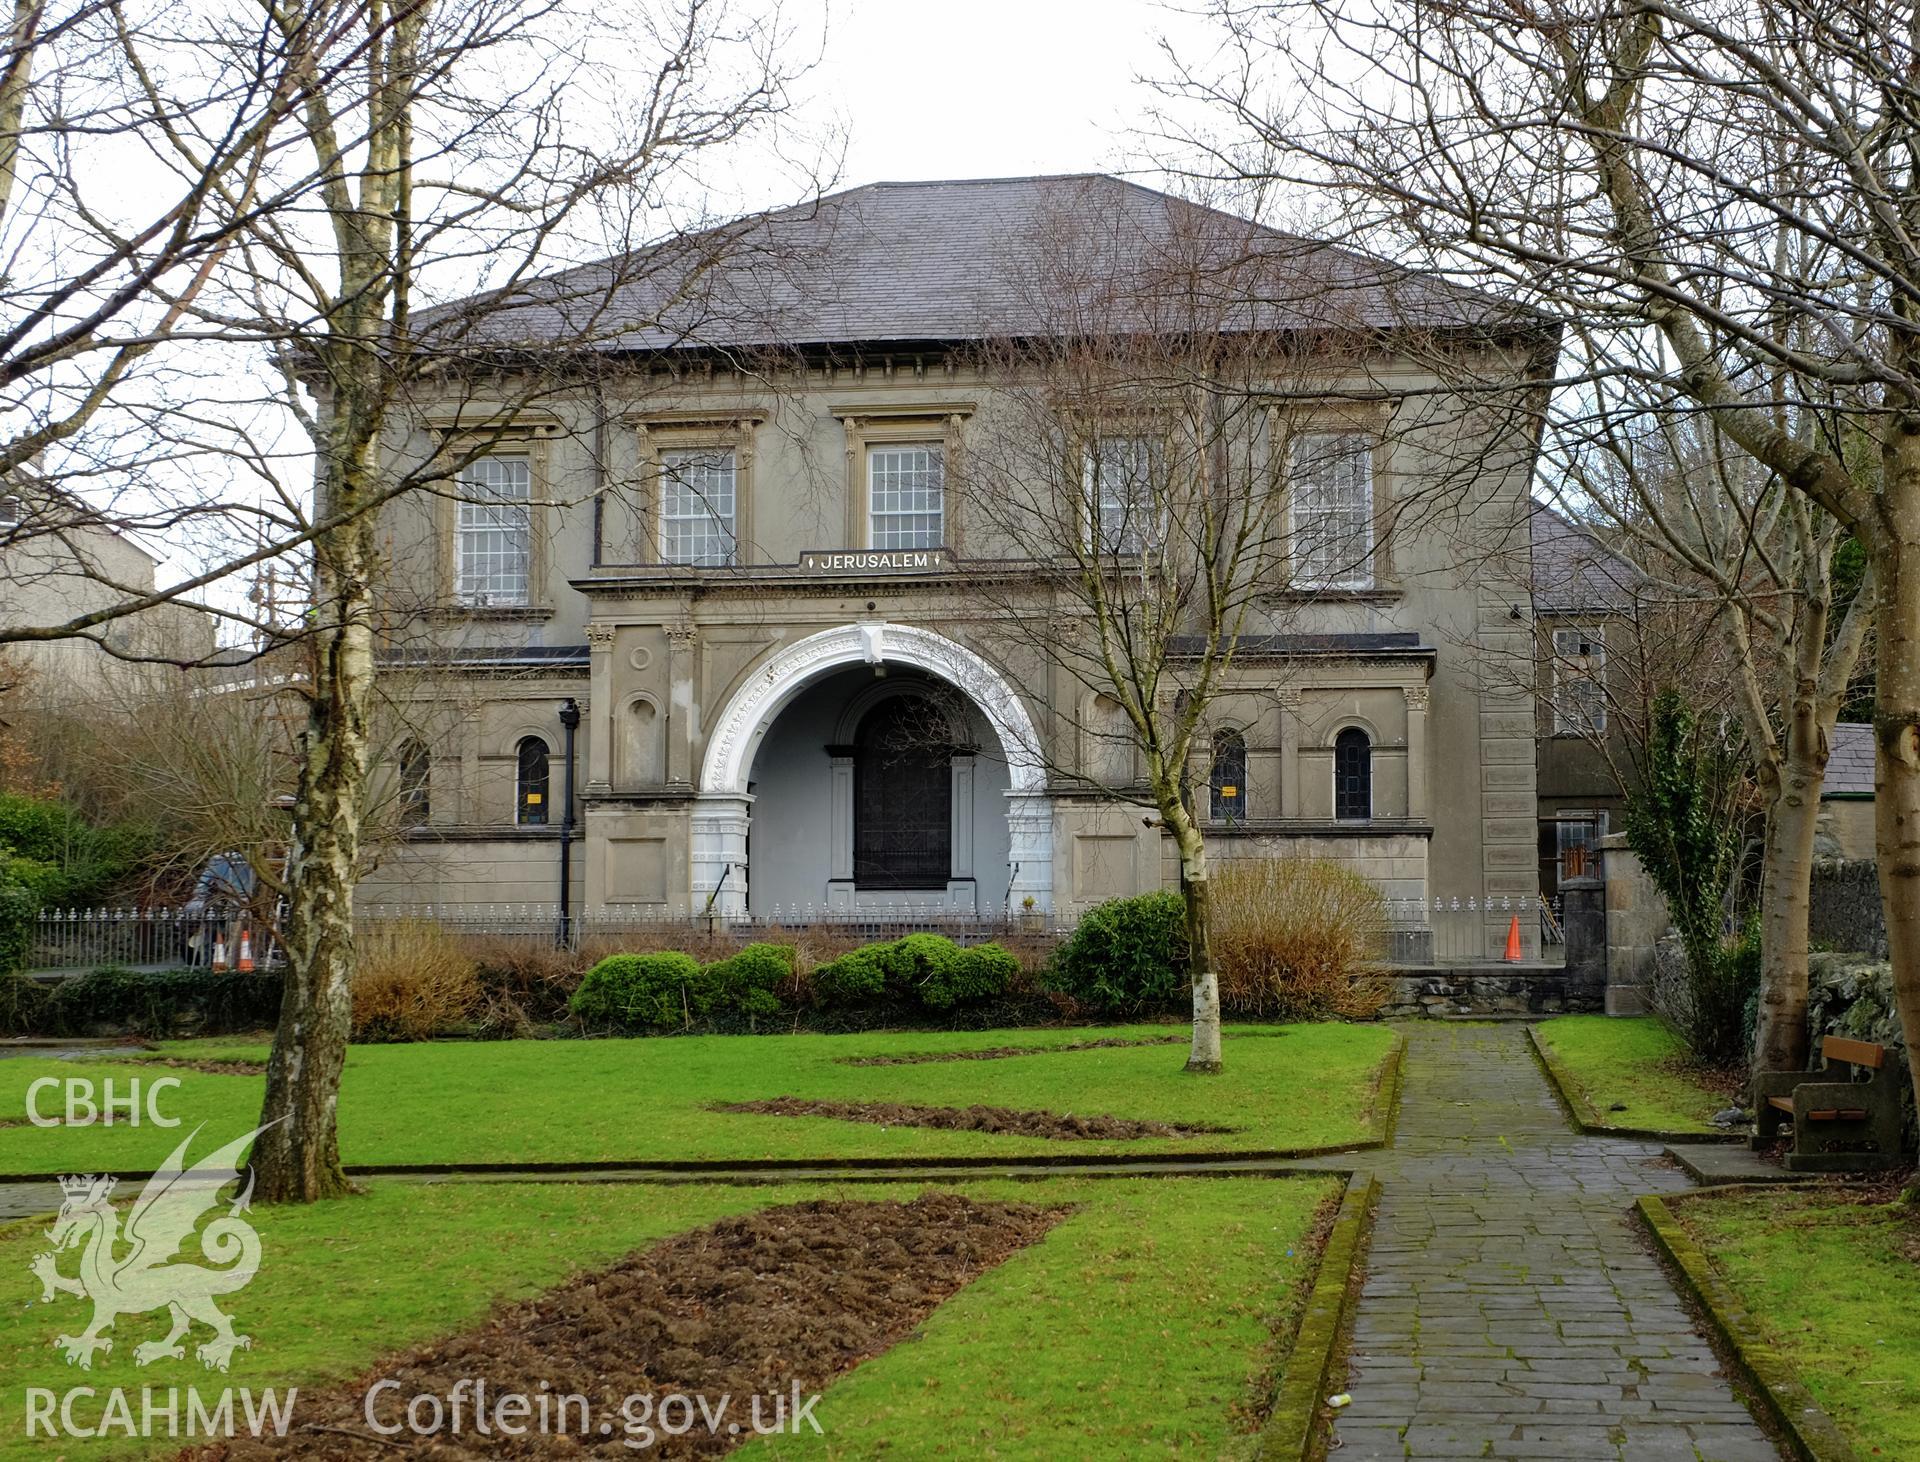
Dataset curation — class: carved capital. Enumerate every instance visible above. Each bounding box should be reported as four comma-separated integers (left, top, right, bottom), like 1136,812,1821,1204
584,622,616,649
1403,685,1430,711
665,622,698,648
1275,687,1304,709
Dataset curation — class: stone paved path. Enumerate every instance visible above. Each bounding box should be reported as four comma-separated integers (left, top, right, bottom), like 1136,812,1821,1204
1327,1023,1780,1461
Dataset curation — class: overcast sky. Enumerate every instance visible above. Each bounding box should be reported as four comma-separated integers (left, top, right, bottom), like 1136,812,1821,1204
752,0,1227,203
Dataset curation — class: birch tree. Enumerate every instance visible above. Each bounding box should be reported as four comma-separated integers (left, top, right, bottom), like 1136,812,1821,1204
1166,0,1920,1114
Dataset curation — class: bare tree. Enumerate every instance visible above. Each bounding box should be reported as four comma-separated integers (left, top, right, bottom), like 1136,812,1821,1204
1164,0,1920,1115
955,190,1541,1072
0,0,821,1200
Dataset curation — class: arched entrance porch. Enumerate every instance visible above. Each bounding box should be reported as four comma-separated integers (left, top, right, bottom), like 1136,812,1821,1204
692,623,1053,917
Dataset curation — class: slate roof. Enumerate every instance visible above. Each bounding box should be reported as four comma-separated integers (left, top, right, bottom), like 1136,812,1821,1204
1529,502,1645,614
1822,722,1875,798
426,175,1540,355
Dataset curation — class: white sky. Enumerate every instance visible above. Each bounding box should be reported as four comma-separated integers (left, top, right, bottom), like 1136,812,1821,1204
749,0,1227,203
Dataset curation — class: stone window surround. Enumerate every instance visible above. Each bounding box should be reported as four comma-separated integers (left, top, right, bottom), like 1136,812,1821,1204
833,403,974,553
430,425,559,615
1268,402,1394,590
629,412,763,566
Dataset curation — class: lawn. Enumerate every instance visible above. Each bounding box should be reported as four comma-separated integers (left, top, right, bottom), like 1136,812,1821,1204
0,1172,1337,1459
0,1022,1396,1175
1532,1015,1727,1133
1674,1188,1920,1459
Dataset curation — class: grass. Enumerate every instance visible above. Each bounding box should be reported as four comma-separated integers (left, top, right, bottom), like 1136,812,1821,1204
1532,1015,1727,1133
1674,1188,1920,1459
0,1173,1337,1459
0,1022,1395,1175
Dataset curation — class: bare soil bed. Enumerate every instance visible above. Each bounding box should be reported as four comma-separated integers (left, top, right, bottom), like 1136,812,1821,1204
718,1096,1235,1140
193,1192,1065,1458
839,1034,1186,1066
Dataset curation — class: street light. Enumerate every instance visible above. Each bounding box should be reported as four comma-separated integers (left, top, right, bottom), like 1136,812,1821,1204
557,698,581,947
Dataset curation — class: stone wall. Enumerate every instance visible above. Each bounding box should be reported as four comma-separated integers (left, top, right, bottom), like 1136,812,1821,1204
1597,833,1669,1015
1374,967,1603,1019
1809,858,1886,958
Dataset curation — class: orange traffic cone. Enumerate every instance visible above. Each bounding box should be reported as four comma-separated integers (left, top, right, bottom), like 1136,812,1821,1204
212,934,229,972
236,927,255,973
1503,915,1522,963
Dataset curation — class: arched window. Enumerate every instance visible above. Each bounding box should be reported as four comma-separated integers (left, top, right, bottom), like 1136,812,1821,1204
1334,728,1372,821
398,739,430,825
854,695,951,889
516,735,550,826
1210,729,1247,822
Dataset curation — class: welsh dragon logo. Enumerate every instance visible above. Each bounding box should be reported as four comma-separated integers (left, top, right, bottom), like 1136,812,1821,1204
30,1122,277,1371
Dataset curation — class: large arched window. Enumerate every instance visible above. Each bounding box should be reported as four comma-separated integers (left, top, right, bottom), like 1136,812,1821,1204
515,735,550,826
1334,728,1372,821
1209,728,1247,822
398,739,431,826
854,695,951,889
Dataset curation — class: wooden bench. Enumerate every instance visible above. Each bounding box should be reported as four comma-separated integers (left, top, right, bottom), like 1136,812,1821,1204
1752,1035,1906,1173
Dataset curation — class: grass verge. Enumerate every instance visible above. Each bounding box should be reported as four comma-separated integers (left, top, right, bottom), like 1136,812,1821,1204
1530,1015,1732,1136
1660,1186,1918,1461
0,1022,1395,1174
0,1173,1337,1460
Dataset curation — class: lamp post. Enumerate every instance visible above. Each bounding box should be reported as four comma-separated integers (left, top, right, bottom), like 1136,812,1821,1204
557,698,581,947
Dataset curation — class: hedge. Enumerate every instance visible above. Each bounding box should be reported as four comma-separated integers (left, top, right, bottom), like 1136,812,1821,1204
0,965,283,1038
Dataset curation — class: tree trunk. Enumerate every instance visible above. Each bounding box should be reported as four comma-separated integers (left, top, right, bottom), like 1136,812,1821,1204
1752,728,1827,1075
1871,522,1920,1154
1171,816,1222,1074
250,464,378,1204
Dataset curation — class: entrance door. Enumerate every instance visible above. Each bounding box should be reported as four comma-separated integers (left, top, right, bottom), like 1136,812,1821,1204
853,695,952,889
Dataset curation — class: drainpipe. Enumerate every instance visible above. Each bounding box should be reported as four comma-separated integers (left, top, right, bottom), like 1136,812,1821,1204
557,697,581,946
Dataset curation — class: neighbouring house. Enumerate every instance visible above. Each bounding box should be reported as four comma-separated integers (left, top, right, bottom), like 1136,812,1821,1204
0,483,216,696
1819,721,1875,860
359,175,1553,949
1528,501,1644,899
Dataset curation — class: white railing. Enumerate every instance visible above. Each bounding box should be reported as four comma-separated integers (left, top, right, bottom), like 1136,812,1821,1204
1380,894,1563,966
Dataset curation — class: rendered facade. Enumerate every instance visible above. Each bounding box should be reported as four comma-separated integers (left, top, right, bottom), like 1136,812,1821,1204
361,176,1552,953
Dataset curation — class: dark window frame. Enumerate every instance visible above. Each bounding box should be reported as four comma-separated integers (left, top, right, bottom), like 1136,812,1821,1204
399,739,431,825
1209,728,1248,822
1334,727,1372,821
516,735,550,826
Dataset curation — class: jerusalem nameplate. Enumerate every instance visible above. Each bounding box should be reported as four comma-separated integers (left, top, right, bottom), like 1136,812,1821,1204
799,549,949,573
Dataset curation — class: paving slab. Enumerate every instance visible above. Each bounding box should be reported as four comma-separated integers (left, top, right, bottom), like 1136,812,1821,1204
1326,1022,1782,1461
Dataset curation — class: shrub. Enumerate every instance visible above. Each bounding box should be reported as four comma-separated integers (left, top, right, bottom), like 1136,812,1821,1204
351,919,484,1041
922,941,1018,1009
1211,858,1388,1020
705,942,793,1022
1047,890,1187,1012
810,943,890,1004
570,951,707,1032
0,875,35,975
14,964,281,1037
0,794,149,907
465,936,589,1033
1649,920,1759,1067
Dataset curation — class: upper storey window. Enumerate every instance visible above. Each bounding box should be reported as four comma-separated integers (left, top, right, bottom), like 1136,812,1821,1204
1086,436,1159,555
1552,625,1608,734
868,445,944,550
659,447,737,566
456,454,532,606
1291,433,1375,589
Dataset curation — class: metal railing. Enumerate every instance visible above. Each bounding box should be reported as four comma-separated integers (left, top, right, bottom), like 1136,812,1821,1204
25,892,1563,972
358,903,1064,947
29,906,282,974
1380,894,1563,966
